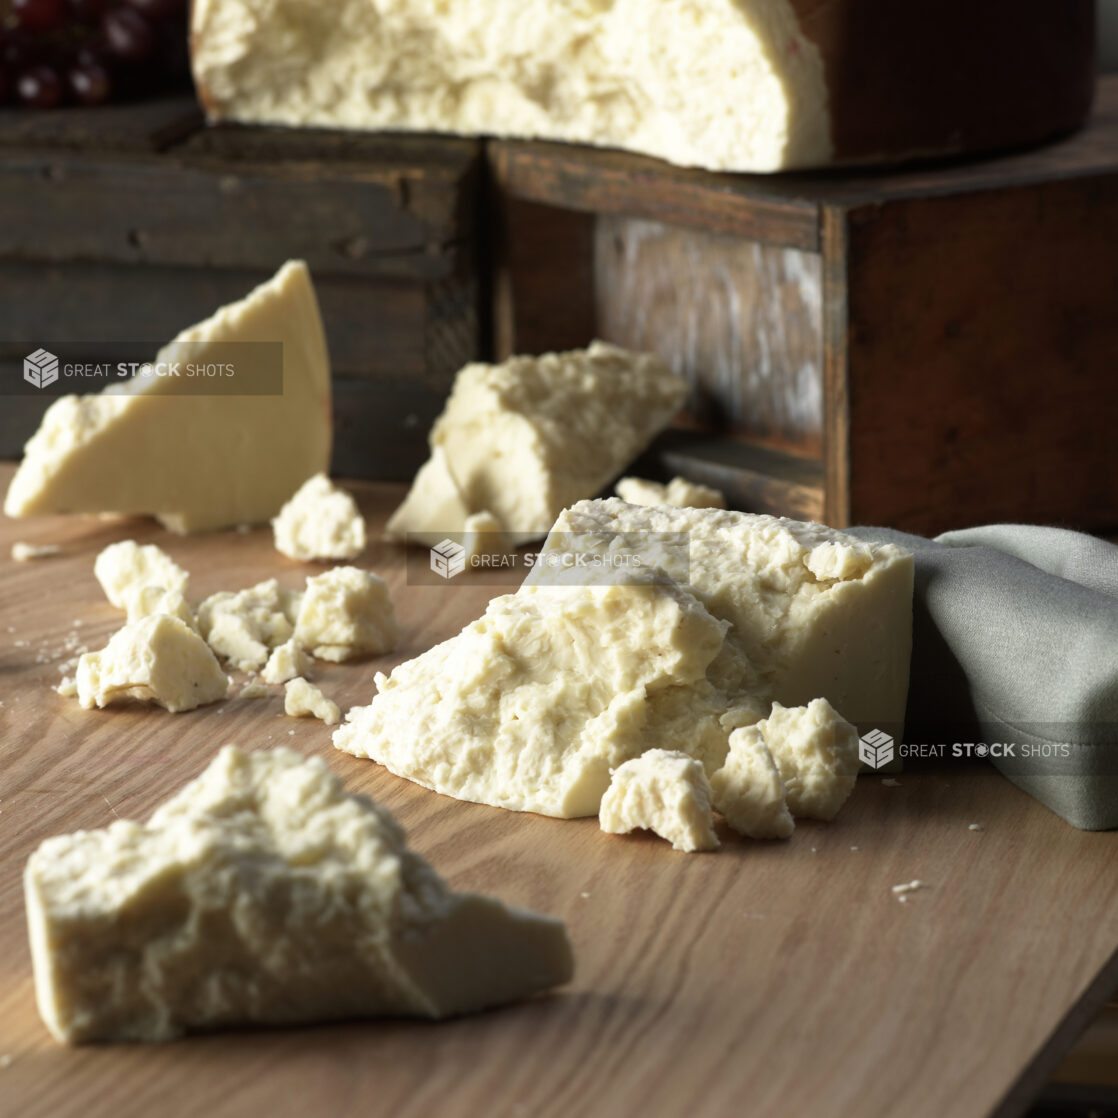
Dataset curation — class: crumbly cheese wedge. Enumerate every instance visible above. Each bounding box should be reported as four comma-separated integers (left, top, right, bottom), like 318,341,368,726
388,343,686,545
385,447,472,547
752,699,859,821
4,261,331,533
599,750,719,853
94,541,189,610
294,567,399,662
284,677,341,725
615,477,726,510
336,577,734,818
197,579,303,672
273,473,366,561
76,615,230,714
24,746,574,1043
710,726,795,840
532,500,914,732
262,638,313,685
125,586,197,632
191,1,1092,174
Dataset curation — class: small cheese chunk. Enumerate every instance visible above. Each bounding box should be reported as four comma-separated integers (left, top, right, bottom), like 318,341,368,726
4,262,330,533
24,746,574,1043
261,638,313,685
753,699,860,821
238,680,268,700
124,586,197,632
599,750,719,853
389,343,686,545
272,473,366,561
294,567,399,662
710,726,794,840
336,577,734,818
615,477,726,510
94,541,189,611
284,677,341,725
76,615,230,714
197,579,303,672
11,542,61,561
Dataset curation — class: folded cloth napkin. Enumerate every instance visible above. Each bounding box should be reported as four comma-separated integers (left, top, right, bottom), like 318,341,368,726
847,524,1118,830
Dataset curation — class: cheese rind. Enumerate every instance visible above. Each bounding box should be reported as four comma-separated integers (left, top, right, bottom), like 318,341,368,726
599,750,719,853
94,541,189,611
294,567,400,662
196,579,303,672
615,477,726,510
389,343,687,545
284,677,341,725
272,473,366,561
335,577,731,818
76,615,230,714
24,746,574,1043
710,726,795,840
4,261,331,533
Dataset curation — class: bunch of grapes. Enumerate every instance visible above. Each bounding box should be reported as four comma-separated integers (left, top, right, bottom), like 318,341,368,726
0,0,191,109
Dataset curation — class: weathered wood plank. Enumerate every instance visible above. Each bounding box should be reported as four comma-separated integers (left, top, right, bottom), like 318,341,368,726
0,96,202,153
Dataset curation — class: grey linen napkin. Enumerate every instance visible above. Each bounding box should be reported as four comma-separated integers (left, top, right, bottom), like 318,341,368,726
847,524,1118,831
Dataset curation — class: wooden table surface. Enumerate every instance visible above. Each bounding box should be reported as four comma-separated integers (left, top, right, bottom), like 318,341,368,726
0,467,1115,1118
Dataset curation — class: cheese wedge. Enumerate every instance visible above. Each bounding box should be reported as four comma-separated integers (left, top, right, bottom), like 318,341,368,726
4,261,331,533
25,746,574,1043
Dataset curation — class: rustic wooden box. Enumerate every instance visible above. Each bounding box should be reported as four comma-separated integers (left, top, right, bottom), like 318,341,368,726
0,98,482,481
490,77,1118,535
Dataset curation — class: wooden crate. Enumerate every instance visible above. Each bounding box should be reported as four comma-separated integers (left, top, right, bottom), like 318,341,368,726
490,77,1118,535
0,98,482,482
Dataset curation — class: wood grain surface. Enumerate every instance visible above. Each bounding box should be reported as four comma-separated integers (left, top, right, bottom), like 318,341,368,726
0,468,1115,1118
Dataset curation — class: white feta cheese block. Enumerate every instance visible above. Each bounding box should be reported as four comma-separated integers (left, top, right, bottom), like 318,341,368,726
532,500,914,733
124,586,197,632
599,750,719,853
710,726,794,840
197,579,303,672
752,699,859,821
261,638,313,685
4,261,331,533
94,540,189,611
76,615,230,714
615,477,726,510
284,677,341,725
272,473,366,561
24,746,574,1043
294,567,400,662
335,577,733,818
389,343,687,545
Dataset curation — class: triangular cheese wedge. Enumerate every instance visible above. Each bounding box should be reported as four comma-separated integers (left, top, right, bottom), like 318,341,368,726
25,746,574,1043
4,261,331,533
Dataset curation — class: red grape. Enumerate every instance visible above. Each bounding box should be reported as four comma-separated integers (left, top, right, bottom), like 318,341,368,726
12,0,67,33
69,60,112,105
17,64,64,109
102,7,156,63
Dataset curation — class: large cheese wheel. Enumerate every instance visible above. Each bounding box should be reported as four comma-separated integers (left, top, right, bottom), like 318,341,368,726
190,0,1095,173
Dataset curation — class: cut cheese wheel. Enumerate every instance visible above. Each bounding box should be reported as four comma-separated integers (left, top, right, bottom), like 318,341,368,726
4,261,331,533
190,0,1095,173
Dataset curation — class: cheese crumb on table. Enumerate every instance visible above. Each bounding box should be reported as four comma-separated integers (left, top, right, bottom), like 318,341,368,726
284,677,341,725
882,778,901,787
11,542,62,561
76,615,230,714
709,726,794,840
238,681,269,700
261,638,313,685
615,476,726,510
94,541,189,611
968,823,984,832
197,579,302,672
23,746,574,1043
892,880,928,901
272,473,366,561
599,750,719,853
294,567,399,662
